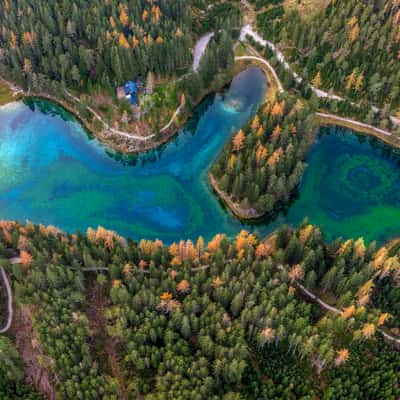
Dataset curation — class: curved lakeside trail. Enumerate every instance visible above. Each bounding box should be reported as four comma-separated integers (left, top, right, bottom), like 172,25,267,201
272,265,400,346
64,31,217,141
1,32,215,143
315,112,393,137
0,266,13,334
0,67,269,244
235,55,284,93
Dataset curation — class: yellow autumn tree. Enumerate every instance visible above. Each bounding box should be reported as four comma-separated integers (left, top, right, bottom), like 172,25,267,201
299,225,314,244
212,276,224,288
271,101,285,117
335,349,349,366
255,243,268,258
119,7,129,26
346,69,357,91
232,129,245,152
377,313,390,327
272,124,282,139
355,72,364,91
288,264,304,282
361,323,376,339
354,237,366,258
342,305,356,319
256,144,268,164
20,250,32,267
228,154,237,170
207,234,225,253
348,21,360,43
160,292,172,301
356,279,374,301
118,33,130,49
311,71,322,88
267,148,283,166
251,114,260,130
151,5,161,23
177,280,191,294
142,9,149,21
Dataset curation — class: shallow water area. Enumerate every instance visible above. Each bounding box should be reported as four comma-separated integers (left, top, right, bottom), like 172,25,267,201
1,68,400,245
0,68,267,243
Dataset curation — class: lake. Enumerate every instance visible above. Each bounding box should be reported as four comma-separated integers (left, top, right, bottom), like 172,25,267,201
0,67,400,244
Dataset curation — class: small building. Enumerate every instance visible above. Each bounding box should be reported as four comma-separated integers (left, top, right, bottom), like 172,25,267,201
124,81,138,105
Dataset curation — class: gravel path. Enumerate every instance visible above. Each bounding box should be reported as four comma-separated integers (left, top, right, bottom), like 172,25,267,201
0,266,13,334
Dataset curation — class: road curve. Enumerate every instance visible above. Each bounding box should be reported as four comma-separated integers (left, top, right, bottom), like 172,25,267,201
193,32,215,72
240,24,400,127
0,266,13,334
235,55,284,93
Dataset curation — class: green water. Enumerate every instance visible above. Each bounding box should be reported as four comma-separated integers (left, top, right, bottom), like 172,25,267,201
0,68,268,243
284,126,400,243
0,66,400,244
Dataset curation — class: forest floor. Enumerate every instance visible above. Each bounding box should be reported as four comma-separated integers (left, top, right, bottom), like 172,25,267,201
83,281,127,399
0,79,18,105
283,0,330,17
12,304,57,400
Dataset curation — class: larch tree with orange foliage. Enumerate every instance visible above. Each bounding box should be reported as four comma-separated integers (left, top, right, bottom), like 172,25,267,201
232,129,245,152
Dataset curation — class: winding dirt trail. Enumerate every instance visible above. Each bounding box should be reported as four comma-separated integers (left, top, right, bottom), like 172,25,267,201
235,55,284,93
0,266,13,334
293,279,400,346
239,24,400,128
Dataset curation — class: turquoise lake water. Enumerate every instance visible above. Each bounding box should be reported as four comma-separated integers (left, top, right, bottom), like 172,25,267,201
1,66,400,244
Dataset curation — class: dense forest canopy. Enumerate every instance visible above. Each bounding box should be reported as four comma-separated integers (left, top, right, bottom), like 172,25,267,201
256,0,400,112
1,0,400,399
211,93,315,217
0,221,398,399
0,0,194,92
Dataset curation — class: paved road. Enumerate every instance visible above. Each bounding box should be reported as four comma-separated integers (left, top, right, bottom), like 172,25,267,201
193,32,215,72
239,24,400,127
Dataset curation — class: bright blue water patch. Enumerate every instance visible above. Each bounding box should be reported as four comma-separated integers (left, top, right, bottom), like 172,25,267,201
0,68,268,243
2,69,400,245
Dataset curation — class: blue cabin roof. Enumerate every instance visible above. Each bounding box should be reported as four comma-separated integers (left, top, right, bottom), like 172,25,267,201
124,81,137,95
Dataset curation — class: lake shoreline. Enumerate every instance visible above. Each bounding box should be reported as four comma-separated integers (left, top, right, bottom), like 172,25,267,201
209,113,400,225
209,173,264,220
0,62,261,155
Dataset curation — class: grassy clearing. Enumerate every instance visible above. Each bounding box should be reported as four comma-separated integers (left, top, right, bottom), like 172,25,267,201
284,0,329,18
0,80,13,106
